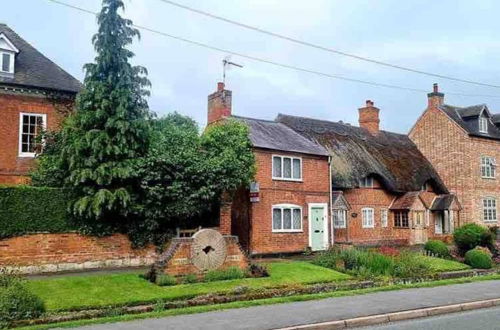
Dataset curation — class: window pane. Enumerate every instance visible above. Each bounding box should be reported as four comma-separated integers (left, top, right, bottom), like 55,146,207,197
29,115,36,125
273,157,282,178
283,158,292,178
283,209,292,229
292,208,301,229
272,208,282,230
1,54,10,72
292,159,301,179
23,115,29,125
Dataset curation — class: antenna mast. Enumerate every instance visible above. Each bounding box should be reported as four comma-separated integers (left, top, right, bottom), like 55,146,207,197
223,56,243,84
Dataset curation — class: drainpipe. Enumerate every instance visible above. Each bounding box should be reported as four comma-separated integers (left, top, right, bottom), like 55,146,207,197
329,156,334,246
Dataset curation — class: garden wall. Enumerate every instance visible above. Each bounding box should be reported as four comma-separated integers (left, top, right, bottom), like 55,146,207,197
0,233,157,274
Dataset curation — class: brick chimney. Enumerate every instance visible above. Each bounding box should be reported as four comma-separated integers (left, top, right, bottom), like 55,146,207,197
358,100,380,134
427,83,444,108
207,82,232,125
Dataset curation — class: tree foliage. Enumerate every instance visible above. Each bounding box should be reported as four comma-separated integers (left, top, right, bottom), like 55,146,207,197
61,0,151,229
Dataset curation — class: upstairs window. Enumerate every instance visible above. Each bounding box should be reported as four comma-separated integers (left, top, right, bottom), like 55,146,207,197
359,176,374,188
0,53,14,73
483,198,497,223
361,208,374,228
272,155,302,181
481,156,496,179
479,116,488,133
272,204,302,232
19,113,46,157
394,211,409,228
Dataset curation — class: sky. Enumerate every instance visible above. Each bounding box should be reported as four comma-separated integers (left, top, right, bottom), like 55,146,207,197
3,0,500,132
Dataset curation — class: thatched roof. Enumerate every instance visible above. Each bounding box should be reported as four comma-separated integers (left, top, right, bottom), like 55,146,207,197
277,114,448,194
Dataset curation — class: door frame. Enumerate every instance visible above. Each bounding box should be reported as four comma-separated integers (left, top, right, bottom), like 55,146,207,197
308,203,329,251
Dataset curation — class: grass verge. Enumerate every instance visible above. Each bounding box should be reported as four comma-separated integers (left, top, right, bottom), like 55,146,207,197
26,261,350,311
419,256,471,272
18,274,500,330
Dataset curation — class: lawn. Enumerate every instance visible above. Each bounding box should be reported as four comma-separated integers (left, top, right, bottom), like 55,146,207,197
26,261,350,311
419,256,471,272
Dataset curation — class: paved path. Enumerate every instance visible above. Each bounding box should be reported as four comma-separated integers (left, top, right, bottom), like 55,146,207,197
361,305,500,330
77,280,500,330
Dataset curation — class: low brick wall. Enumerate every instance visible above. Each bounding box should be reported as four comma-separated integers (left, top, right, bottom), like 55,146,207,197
0,233,157,274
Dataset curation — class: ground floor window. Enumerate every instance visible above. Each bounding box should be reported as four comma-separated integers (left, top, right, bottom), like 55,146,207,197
272,204,302,232
19,113,46,157
483,198,497,223
333,209,347,228
394,211,409,228
381,209,388,227
361,208,374,228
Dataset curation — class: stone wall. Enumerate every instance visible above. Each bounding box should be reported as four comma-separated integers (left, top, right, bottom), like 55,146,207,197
0,233,157,274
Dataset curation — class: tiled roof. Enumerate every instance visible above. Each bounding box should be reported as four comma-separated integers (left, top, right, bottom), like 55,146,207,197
232,115,329,156
0,24,82,93
277,114,448,193
440,104,500,141
430,194,460,211
390,192,421,210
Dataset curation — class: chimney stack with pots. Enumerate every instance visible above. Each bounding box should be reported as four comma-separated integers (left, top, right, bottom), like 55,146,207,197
427,83,444,108
358,100,380,135
207,82,232,125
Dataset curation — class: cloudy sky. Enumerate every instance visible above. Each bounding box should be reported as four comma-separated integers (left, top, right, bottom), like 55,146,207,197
3,0,500,132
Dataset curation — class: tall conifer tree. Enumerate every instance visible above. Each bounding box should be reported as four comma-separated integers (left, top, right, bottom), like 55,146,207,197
63,0,151,226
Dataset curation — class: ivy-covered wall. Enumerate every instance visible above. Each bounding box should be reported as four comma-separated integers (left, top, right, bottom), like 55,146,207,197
0,186,75,239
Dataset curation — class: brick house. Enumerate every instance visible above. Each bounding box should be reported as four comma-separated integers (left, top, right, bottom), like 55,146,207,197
208,83,459,253
410,84,499,228
278,102,460,246
207,83,332,255
0,24,81,185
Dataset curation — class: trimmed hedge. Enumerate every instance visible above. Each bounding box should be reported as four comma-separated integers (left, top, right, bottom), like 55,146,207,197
0,186,75,239
424,240,450,258
464,248,493,269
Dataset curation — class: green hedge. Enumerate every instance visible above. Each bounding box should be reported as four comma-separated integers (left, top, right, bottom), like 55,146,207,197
0,186,75,239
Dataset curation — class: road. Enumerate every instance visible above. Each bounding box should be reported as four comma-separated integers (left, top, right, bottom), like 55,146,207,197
75,280,500,330
359,305,500,330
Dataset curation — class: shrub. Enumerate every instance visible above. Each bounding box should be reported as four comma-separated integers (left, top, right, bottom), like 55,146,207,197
393,252,432,279
155,274,177,286
182,274,198,284
0,281,45,327
464,248,493,269
453,223,492,254
204,267,246,282
313,248,343,270
0,186,74,239
424,240,450,258
248,264,269,278
378,246,400,257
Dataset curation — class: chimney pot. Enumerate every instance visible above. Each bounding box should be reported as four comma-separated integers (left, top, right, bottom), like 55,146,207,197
366,100,374,107
217,82,225,92
427,83,444,108
433,83,438,93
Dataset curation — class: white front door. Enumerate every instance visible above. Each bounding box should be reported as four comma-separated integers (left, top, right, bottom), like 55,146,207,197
309,203,328,251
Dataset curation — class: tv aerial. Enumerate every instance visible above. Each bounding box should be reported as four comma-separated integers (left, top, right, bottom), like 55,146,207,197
222,56,243,84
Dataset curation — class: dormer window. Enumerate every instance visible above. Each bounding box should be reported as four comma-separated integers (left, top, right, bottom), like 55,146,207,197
359,176,374,188
479,116,488,133
0,33,19,75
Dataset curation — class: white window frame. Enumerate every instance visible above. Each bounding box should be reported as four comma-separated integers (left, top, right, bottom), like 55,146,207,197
272,204,303,233
18,112,47,158
480,156,496,179
381,208,388,227
0,51,14,74
359,176,374,188
333,209,347,228
483,197,497,223
272,155,302,181
361,208,375,228
479,116,488,133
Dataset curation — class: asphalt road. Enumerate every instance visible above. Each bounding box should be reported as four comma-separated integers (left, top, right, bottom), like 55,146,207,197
359,305,500,330
75,280,500,330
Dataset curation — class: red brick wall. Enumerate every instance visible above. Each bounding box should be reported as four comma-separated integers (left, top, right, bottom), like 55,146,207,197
0,92,72,184
247,149,330,255
0,233,156,274
410,104,500,227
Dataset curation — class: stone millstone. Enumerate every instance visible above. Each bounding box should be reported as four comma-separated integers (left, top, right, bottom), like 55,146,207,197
191,229,227,271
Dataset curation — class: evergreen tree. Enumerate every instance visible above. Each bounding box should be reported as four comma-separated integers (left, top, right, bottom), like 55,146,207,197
62,0,151,227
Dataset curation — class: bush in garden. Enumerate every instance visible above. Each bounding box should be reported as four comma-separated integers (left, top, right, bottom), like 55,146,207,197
0,272,45,327
312,248,343,270
453,223,493,254
393,252,432,279
182,274,198,284
424,240,450,258
377,246,400,257
248,264,269,278
464,248,493,269
204,267,246,282
155,274,177,286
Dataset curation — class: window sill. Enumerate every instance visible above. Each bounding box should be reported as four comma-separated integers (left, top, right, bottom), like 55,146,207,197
362,226,375,229
18,154,36,158
272,177,303,183
394,227,410,229
333,226,347,229
481,176,496,180
272,230,303,233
